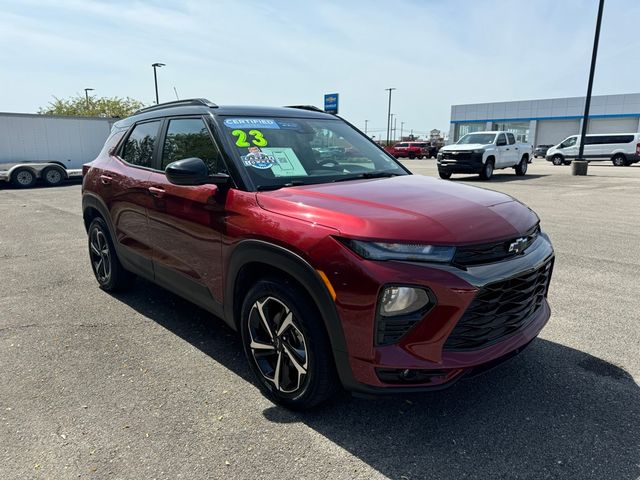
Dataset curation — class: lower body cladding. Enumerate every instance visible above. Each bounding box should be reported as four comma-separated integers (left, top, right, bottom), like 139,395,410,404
437,152,484,174
320,233,554,394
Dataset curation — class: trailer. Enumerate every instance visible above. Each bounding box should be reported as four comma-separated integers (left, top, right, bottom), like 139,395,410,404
0,112,116,187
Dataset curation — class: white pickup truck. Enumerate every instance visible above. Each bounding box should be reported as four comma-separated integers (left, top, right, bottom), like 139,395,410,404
437,131,532,180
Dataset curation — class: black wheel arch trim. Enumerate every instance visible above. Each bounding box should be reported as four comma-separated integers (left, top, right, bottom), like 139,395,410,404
225,239,357,390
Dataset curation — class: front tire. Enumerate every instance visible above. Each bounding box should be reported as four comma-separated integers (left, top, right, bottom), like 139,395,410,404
552,155,564,166
479,159,494,180
438,169,452,179
88,217,135,292
240,278,338,410
515,156,528,176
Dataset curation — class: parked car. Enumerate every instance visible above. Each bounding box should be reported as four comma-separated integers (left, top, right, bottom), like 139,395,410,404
545,133,640,166
437,131,532,180
389,142,430,159
533,145,553,158
82,99,554,409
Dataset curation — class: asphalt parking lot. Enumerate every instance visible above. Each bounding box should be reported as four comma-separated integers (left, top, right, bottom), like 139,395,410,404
1,160,639,480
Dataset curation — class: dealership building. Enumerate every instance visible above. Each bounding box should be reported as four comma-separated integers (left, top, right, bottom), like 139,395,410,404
449,93,640,146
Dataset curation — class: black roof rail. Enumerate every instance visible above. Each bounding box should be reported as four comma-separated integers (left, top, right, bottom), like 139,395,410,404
135,98,218,114
284,105,325,113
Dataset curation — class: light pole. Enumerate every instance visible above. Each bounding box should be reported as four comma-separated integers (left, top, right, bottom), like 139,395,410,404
385,88,396,146
390,114,395,143
400,121,405,141
364,120,369,135
152,63,165,104
84,88,94,109
573,0,605,176
393,116,397,142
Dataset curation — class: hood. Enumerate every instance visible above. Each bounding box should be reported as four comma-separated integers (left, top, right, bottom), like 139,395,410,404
440,144,489,151
256,175,538,244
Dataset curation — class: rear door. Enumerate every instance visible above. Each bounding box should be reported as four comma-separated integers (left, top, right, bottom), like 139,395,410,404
100,120,161,278
506,133,520,164
495,133,509,167
145,116,229,314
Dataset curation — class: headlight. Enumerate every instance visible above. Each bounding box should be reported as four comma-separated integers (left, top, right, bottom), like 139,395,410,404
379,286,430,316
437,152,443,159
340,239,455,263
471,149,485,154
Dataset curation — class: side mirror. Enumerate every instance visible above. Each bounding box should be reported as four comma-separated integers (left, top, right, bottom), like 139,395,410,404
165,157,229,186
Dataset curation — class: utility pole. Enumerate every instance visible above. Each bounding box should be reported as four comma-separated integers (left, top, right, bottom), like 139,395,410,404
364,120,369,135
152,62,165,104
84,88,94,109
385,88,396,146
390,114,395,143
400,121,405,141
393,116,397,142
573,0,605,176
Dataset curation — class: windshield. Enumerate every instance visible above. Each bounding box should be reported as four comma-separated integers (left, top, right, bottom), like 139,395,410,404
220,116,407,190
457,133,496,145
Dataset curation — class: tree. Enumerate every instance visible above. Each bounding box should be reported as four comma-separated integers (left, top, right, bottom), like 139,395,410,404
39,94,145,118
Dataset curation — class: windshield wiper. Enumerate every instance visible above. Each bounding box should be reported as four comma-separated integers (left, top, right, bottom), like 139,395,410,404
256,180,311,191
332,171,401,183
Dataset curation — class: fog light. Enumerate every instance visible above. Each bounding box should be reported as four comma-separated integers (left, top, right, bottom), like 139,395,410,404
379,286,430,316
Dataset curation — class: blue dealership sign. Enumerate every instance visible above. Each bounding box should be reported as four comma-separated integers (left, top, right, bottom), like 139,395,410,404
324,93,339,114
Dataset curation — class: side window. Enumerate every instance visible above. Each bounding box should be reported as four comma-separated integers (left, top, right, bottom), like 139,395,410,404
497,134,507,146
122,121,161,168
506,133,516,145
161,118,225,173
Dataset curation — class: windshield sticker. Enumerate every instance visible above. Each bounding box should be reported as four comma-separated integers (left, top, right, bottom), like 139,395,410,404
224,118,280,130
260,147,308,177
232,129,268,147
242,152,277,169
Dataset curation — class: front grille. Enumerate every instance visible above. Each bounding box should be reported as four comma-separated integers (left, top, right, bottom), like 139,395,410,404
454,226,540,266
442,151,473,160
444,259,553,351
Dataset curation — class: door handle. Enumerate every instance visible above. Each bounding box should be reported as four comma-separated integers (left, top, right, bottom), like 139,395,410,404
100,175,113,185
505,148,510,150
148,186,166,198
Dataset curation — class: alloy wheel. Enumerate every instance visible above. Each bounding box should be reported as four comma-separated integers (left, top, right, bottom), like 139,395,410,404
89,227,111,284
248,296,308,394
16,171,34,185
45,169,62,184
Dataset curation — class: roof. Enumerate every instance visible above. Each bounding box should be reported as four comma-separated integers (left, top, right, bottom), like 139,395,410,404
114,99,336,129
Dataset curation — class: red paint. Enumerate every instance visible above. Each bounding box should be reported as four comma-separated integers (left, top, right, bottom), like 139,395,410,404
84,145,552,391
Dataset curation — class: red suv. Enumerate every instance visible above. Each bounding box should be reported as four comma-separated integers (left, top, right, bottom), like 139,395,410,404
82,99,554,409
389,141,430,159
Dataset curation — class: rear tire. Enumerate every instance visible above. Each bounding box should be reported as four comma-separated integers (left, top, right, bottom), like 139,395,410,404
479,159,494,180
88,217,135,292
552,155,564,166
408,152,416,159
438,170,452,179
612,154,626,166
240,278,338,410
42,166,67,186
11,168,36,188
515,156,528,176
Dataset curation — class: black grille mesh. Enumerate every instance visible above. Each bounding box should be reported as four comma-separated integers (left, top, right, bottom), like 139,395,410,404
444,259,553,351
453,226,540,267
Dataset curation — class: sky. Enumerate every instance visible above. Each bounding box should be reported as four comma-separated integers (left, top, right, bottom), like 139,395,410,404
1,0,639,138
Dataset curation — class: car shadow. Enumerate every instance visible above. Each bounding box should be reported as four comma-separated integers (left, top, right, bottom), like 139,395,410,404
452,173,549,183
113,279,639,480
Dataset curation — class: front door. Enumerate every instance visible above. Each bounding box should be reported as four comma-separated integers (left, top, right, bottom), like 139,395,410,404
145,116,229,315
495,133,509,167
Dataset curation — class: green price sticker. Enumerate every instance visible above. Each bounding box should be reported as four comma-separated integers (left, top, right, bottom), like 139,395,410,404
232,129,268,147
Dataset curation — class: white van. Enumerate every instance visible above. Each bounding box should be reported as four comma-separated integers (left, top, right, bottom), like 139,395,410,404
545,133,640,166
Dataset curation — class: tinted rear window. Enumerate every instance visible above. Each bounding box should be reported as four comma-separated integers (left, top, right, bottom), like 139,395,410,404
122,121,161,168
585,135,635,145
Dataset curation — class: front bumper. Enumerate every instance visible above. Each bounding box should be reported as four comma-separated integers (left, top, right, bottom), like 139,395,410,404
437,151,484,173
316,232,554,394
